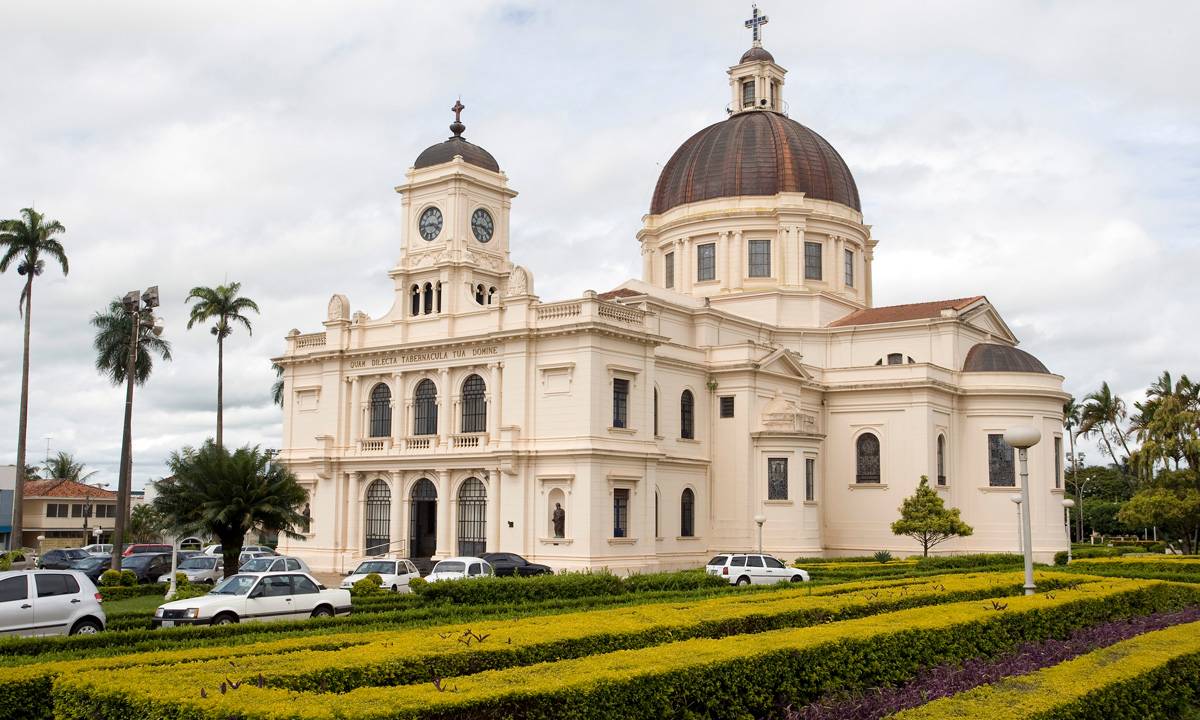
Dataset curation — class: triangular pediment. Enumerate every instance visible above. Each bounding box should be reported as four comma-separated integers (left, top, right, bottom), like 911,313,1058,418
756,347,813,380
960,301,1018,344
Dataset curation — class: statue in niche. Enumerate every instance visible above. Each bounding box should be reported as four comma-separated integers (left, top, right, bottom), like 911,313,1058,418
552,502,566,538
302,503,311,534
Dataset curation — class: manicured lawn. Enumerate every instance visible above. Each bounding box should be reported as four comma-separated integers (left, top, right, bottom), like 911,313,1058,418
101,593,166,615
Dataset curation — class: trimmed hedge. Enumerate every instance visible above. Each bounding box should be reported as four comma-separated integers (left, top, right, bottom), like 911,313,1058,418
97,584,167,601
46,578,1200,719
409,569,725,604
889,619,1200,719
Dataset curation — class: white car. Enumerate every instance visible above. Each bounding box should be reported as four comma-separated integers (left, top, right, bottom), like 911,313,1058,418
239,555,311,575
202,544,274,557
340,557,422,592
157,555,224,585
425,557,493,583
0,570,107,637
704,553,810,585
152,572,351,628
80,544,113,558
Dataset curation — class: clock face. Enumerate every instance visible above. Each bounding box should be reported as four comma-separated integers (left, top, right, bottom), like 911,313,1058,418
418,207,443,241
471,208,494,243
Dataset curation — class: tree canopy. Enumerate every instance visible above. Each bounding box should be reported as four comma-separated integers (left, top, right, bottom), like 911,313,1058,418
891,475,974,557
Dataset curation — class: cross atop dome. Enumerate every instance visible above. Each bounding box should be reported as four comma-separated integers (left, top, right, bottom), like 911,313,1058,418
450,99,466,138
744,4,769,47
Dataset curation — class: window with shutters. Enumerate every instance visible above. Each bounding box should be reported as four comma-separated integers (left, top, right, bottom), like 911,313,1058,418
719,396,735,418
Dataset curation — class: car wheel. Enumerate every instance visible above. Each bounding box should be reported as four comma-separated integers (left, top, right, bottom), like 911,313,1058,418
790,575,805,582
70,618,103,635
735,576,751,586
390,584,398,592
311,605,334,619
212,613,239,626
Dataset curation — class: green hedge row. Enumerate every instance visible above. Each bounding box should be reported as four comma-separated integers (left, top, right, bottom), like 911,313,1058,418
97,584,167,601
409,569,726,605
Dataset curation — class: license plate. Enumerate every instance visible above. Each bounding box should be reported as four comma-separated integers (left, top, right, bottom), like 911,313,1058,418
160,620,174,628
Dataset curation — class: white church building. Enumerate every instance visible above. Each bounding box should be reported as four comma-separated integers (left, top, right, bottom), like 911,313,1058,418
275,26,1070,574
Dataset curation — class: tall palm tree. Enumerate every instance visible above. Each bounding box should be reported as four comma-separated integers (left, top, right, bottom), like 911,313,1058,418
92,297,173,385
42,451,98,483
271,362,285,407
1063,397,1083,541
185,283,259,448
0,208,69,548
1079,381,1133,466
154,441,307,577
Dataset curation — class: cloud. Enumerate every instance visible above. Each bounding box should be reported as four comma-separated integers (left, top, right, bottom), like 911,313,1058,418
1,1,1196,485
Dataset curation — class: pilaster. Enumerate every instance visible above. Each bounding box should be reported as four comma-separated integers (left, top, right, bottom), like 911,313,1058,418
434,470,452,559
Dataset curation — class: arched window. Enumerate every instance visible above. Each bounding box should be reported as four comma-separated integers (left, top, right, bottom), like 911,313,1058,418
422,283,433,315
856,433,881,484
368,383,392,437
456,478,487,556
680,390,695,440
364,480,390,556
475,284,486,305
410,285,420,316
937,435,947,486
487,286,497,304
680,488,695,537
413,379,438,436
461,374,486,433
435,282,443,313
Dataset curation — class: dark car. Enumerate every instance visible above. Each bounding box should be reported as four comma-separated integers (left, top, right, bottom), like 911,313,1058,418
118,553,173,583
480,553,552,577
68,556,111,584
37,548,90,570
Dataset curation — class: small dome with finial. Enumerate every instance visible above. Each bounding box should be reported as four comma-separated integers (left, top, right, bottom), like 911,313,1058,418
413,99,500,172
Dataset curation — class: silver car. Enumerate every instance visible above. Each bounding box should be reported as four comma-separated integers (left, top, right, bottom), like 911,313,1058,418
0,570,107,637
157,555,224,585
239,555,311,575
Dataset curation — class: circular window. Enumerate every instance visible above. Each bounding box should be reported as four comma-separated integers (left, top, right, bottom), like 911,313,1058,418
418,207,443,241
471,208,494,243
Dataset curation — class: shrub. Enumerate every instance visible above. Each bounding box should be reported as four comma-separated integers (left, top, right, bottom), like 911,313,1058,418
98,570,123,587
874,550,893,564
410,570,624,605
914,554,1023,570
622,569,727,593
98,584,168,602
350,573,385,597
0,555,10,572
119,570,137,587
1070,546,1124,560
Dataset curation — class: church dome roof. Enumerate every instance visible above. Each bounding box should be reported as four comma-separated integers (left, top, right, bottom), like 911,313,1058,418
650,111,861,215
413,101,500,173
962,343,1051,374
740,46,775,63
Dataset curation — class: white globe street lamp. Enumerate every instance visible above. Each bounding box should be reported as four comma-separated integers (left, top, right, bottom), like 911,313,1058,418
1004,425,1042,595
1062,498,1076,563
753,514,766,556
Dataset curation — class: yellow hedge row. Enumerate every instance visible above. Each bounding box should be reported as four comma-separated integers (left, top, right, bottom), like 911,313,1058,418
1071,556,1200,566
55,577,1162,719
888,618,1200,720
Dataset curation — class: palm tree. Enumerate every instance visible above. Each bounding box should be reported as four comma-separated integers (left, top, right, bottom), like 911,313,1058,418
271,362,285,407
1063,397,1083,541
0,208,69,549
1079,381,1133,466
92,298,173,385
42,451,98,483
185,283,260,448
153,441,307,577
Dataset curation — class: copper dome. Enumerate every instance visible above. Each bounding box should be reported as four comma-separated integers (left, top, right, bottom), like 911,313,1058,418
650,111,861,215
962,343,1051,374
414,136,500,173
740,46,775,63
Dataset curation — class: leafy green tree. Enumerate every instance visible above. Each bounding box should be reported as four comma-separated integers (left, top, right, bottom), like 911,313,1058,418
890,475,974,557
153,441,306,577
42,451,98,483
127,504,166,543
185,282,260,449
91,297,173,385
0,208,69,547
1118,485,1200,554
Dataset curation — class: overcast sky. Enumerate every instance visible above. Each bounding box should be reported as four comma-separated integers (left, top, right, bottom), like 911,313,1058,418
2,1,1197,489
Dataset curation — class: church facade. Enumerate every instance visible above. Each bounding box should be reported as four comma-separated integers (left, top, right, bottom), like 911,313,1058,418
275,33,1070,574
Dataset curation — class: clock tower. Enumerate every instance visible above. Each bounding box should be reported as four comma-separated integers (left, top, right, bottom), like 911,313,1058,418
392,101,518,318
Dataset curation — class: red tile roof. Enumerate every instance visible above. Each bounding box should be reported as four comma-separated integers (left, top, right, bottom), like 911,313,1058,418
827,296,985,328
22,479,115,499
597,288,643,301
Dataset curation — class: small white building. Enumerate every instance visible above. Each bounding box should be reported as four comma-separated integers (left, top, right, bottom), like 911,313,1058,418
275,34,1069,574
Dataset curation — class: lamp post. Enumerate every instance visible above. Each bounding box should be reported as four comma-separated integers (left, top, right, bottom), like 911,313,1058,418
166,533,179,600
1062,498,1075,563
92,526,102,548
1009,494,1023,554
1004,425,1042,596
109,286,163,571
753,514,766,555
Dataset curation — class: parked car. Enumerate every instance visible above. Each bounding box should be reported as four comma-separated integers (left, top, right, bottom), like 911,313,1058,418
37,548,90,570
122,544,172,557
340,558,421,592
0,570,106,637
237,551,274,568
704,553,810,585
203,544,274,557
239,556,311,575
480,553,552,577
425,557,493,583
68,556,111,584
151,572,351,628
118,553,173,584
157,555,224,585
80,544,113,557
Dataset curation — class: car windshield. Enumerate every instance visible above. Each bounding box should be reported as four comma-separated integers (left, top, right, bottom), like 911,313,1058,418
179,557,217,570
211,575,258,595
240,558,276,572
433,561,465,574
65,549,89,559
70,557,105,569
707,556,728,566
354,561,396,575
121,556,150,567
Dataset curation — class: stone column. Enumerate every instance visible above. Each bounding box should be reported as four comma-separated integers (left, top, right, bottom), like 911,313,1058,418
781,226,795,286
680,238,691,292
391,372,405,446
437,367,450,447
718,231,730,291
348,377,361,449
834,236,845,291
641,245,653,283
487,468,502,552
345,472,362,559
434,470,452,559
732,230,744,290
488,363,501,445
389,471,404,556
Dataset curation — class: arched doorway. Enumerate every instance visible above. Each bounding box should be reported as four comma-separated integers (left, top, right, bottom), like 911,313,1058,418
409,478,438,560
364,480,390,556
457,478,486,556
